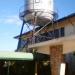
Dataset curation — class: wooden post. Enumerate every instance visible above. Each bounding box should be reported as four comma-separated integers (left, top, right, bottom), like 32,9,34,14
50,45,63,75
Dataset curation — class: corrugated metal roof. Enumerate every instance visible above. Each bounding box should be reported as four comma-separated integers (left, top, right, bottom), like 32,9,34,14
0,52,33,60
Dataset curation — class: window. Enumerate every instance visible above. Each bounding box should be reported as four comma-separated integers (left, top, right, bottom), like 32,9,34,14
53,27,64,38
60,27,64,37
54,29,59,38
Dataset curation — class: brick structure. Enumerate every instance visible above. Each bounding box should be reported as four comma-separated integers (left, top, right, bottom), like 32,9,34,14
50,45,63,75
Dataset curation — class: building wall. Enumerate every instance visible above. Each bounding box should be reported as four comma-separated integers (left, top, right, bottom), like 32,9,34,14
65,24,75,36
17,14,75,52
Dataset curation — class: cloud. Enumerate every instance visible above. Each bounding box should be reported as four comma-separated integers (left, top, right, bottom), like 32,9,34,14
0,15,22,26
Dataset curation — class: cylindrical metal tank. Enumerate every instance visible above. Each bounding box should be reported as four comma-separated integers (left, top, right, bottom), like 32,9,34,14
21,0,56,26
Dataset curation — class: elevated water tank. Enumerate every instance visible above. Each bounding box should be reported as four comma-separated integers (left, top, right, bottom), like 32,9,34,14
20,0,57,26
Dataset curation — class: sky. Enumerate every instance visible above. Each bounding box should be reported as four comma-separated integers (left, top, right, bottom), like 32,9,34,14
0,0,75,51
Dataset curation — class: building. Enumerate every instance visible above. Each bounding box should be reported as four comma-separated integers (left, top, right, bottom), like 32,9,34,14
15,13,75,75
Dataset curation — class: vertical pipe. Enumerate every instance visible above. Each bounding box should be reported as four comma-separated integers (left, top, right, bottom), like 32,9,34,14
32,12,37,44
